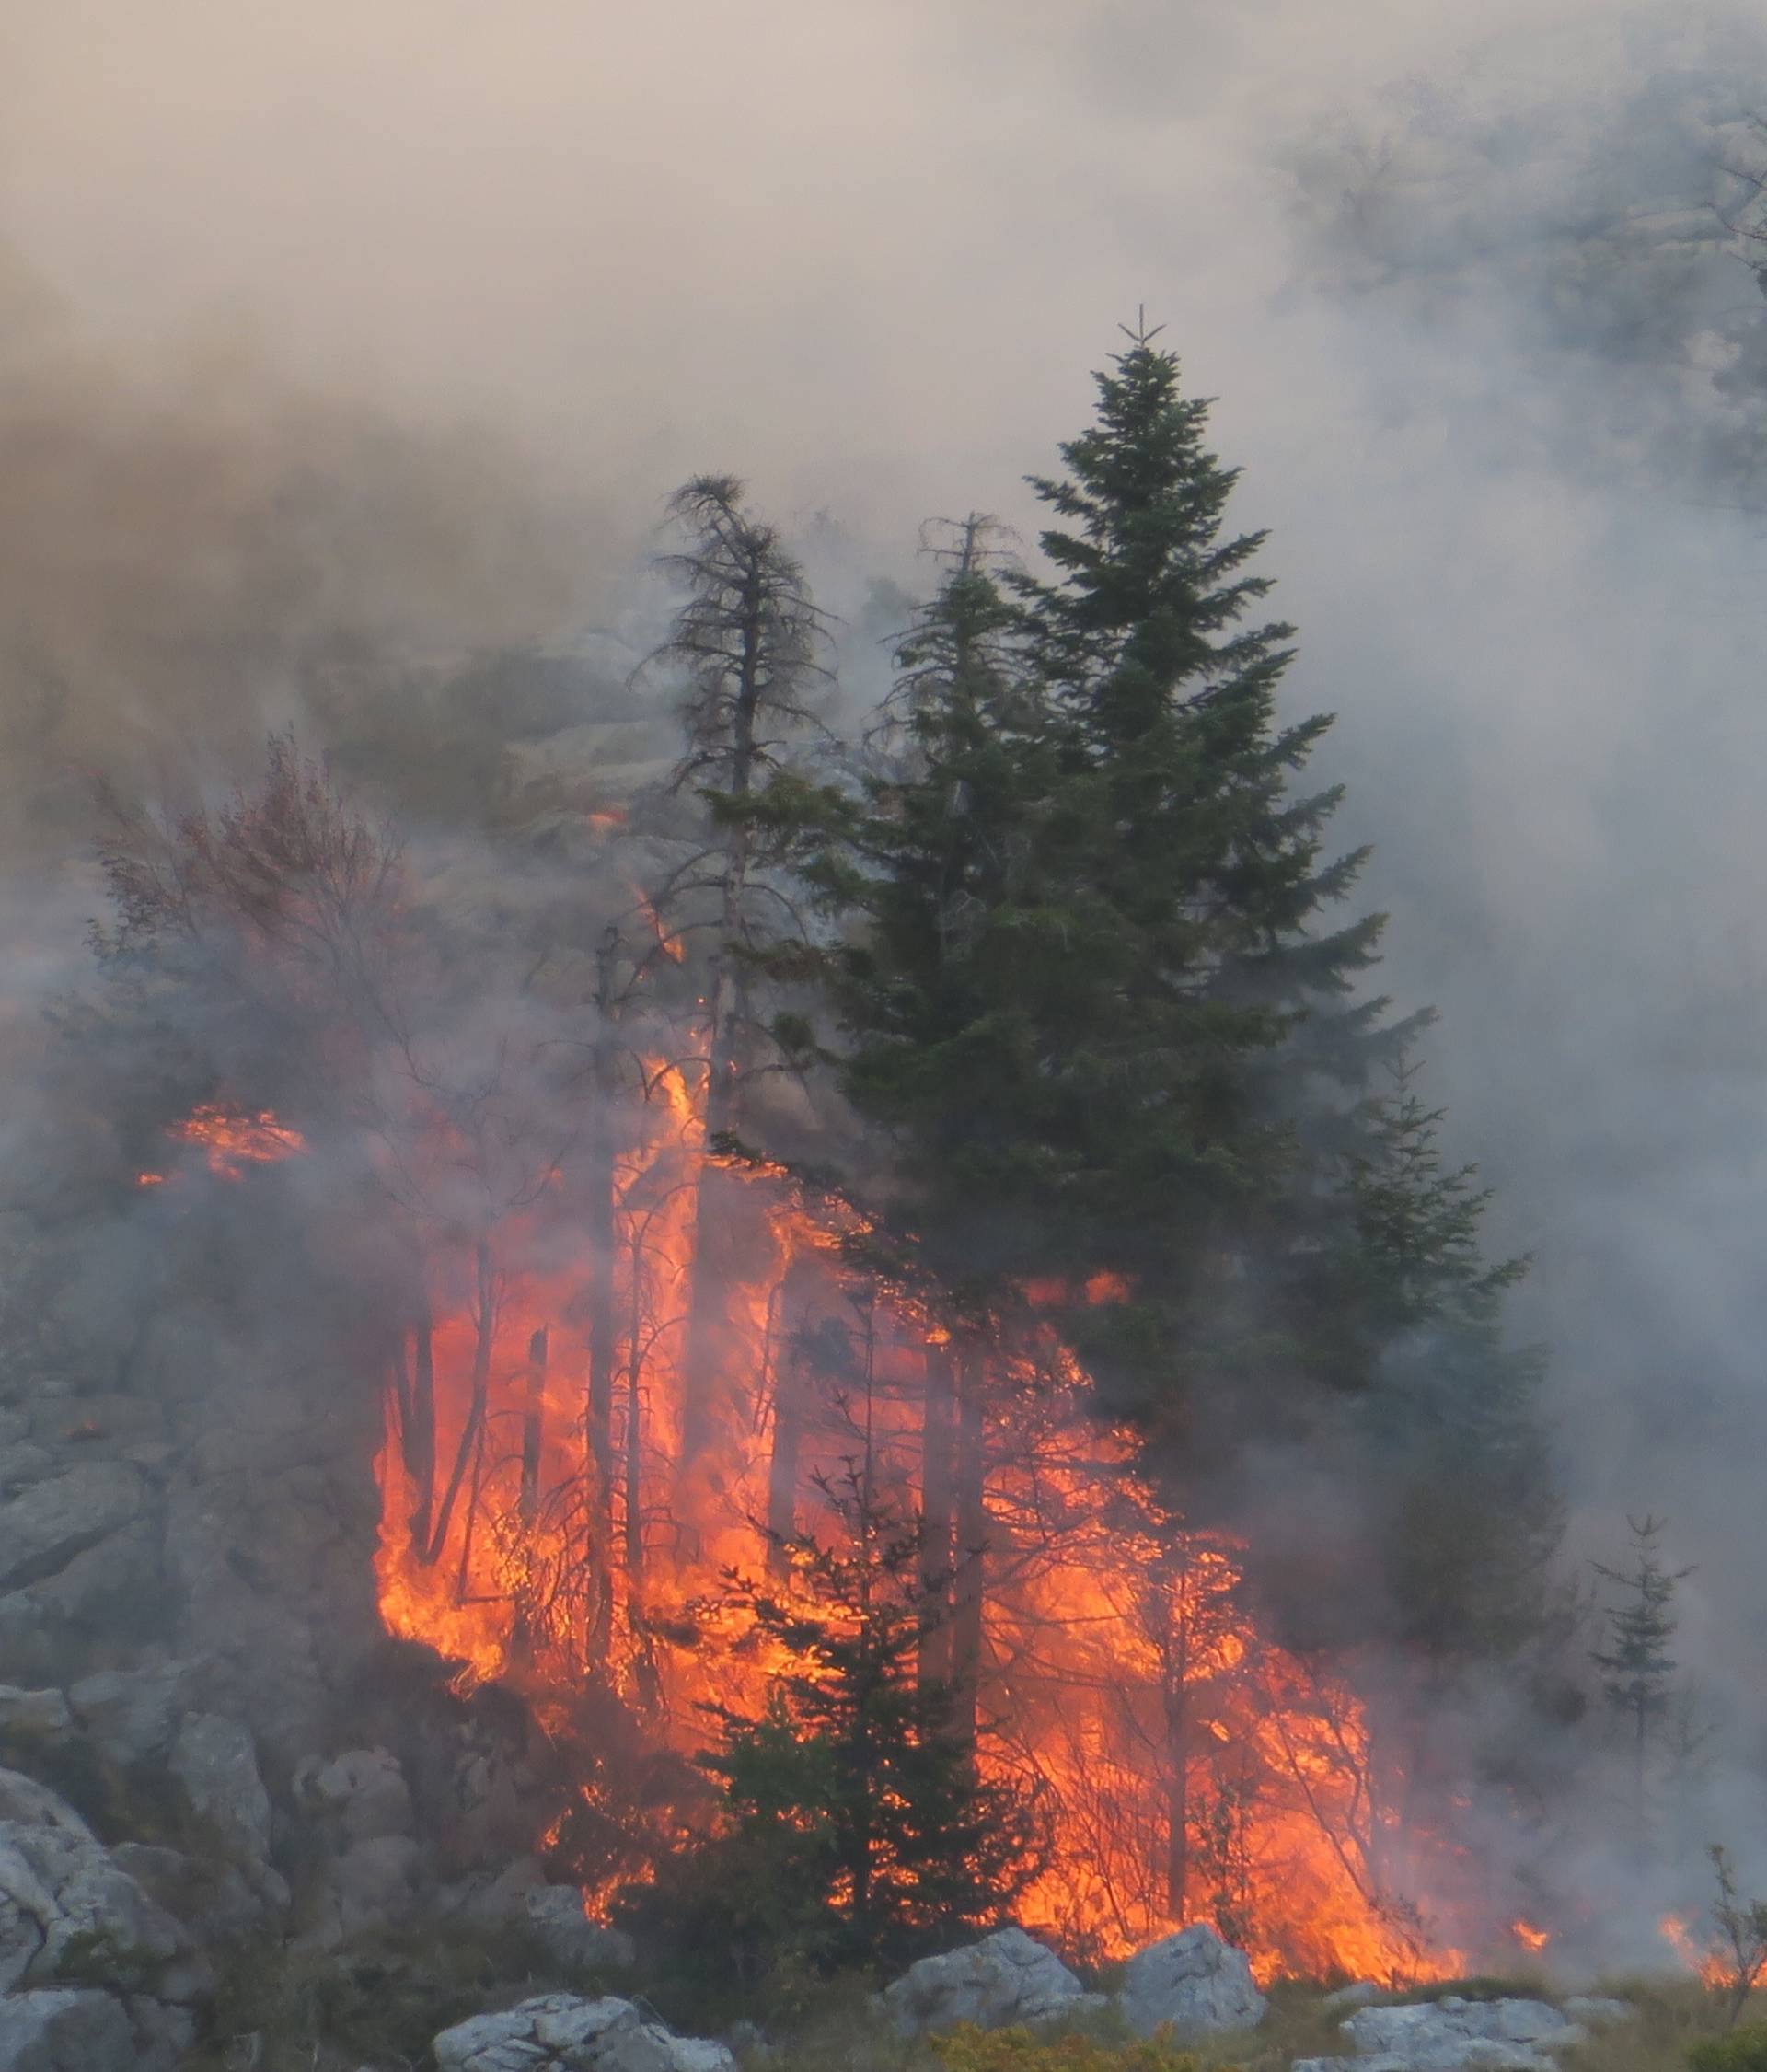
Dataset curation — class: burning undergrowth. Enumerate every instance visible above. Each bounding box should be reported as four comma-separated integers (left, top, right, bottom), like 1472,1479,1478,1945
364,1104,1479,1981
66,717,1512,1986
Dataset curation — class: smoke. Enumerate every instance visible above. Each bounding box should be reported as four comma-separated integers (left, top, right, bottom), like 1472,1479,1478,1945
6,0,1767,1955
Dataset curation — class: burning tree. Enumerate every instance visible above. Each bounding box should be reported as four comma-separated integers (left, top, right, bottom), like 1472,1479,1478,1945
81,335,1566,1991
643,473,834,1498
619,1464,1046,1998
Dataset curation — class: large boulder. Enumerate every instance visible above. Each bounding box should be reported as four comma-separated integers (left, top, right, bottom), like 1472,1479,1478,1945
0,1463,144,1597
112,1842,271,1946
293,1745,414,1844
1295,1995,1589,2072
66,1662,191,1768
0,1766,208,2004
434,1993,736,2072
881,1927,1091,2036
1118,1924,1265,2036
298,1833,425,1950
0,1685,75,1742
169,1712,271,1871
525,1883,636,1971
0,1987,136,2072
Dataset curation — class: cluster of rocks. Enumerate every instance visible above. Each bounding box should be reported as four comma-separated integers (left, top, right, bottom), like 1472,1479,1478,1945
873,1928,1638,2072
0,1764,214,2071
0,1707,616,2068
1294,1992,1635,2072
416,1927,1267,2072
879,1922,1266,2039
434,1994,736,2072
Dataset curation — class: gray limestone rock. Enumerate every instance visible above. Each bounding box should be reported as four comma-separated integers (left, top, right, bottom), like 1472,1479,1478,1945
67,1663,191,1767
880,1927,1088,2036
294,1745,414,1844
0,1770,204,2003
1337,1997,1588,2072
1560,1997,1633,2026
1324,1982,1385,2011
524,1884,636,1971
0,1987,137,2072
170,1712,271,1869
111,1841,269,1945
0,1463,143,1595
0,1770,94,1837
1117,1923,1265,2036
0,1685,74,1741
434,1994,736,2072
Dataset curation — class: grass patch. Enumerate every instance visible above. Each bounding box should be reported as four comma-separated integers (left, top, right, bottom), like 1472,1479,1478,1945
1557,1977,1763,2072
187,1915,587,2072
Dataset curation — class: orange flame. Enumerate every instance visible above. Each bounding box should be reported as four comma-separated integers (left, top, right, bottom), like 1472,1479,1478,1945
367,1060,1480,1980
173,1102,306,1177
1511,1918,1551,1955
1661,1913,1729,1986
137,1103,306,1186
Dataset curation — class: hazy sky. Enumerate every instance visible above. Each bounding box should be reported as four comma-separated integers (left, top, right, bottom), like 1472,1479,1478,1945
6,0,1767,1710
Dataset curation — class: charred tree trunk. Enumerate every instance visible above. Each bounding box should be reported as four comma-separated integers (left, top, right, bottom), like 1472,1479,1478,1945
519,1325,549,1522
452,1239,499,1604
949,1342,988,1754
583,928,619,1663
765,1257,821,1576
918,1339,957,1691
623,1221,662,1713
1163,1573,1193,1922
676,569,763,1488
422,1235,496,1571
406,1304,437,1552
507,1325,551,1666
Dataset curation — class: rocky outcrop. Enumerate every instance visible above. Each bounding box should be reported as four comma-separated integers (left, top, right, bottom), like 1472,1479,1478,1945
0,1229,388,1765
1118,1923,1265,2036
0,1986,137,2072
0,1767,210,2068
433,1993,736,2072
1293,1995,1611,2072
293,1743,426,1947
0,1463,145,1600
880,1927,1093,2035
525,1884,637,1972
0,1767,203,2001
66,1664,187,1768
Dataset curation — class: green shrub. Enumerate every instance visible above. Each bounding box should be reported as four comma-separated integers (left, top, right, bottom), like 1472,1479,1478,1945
930,2025,1218,2072
1689,2025,1767,2072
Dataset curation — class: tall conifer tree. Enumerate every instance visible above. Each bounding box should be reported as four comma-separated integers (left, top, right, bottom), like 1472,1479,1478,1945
1004,322,1394,1437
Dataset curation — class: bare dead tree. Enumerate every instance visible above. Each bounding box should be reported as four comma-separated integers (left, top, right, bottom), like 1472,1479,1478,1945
641,476,834,1493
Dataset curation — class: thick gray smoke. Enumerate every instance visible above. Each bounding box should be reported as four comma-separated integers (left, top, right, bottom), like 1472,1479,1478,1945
5,0,1767,1960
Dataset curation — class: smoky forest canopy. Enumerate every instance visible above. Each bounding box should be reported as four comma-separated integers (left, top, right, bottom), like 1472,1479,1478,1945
37,327,1618,1997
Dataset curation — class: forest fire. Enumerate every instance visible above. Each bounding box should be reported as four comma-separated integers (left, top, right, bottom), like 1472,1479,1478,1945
136,1102,308,1185
1660,1914,1728,1987
371,1055,1472,1983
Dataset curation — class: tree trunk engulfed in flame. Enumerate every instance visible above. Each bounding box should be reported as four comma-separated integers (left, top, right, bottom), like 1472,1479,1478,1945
364,1060,1481,1985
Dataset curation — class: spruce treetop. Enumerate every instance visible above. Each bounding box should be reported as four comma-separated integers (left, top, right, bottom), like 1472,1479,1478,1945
1017,322,1295,747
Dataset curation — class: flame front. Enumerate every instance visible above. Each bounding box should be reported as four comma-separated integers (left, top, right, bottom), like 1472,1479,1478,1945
138,1102,308,1185
364,1057,1484,1982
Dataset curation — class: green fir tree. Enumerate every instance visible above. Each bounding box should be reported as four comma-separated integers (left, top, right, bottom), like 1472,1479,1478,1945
1591,1512,1692,1851
618,1464,1045,1998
